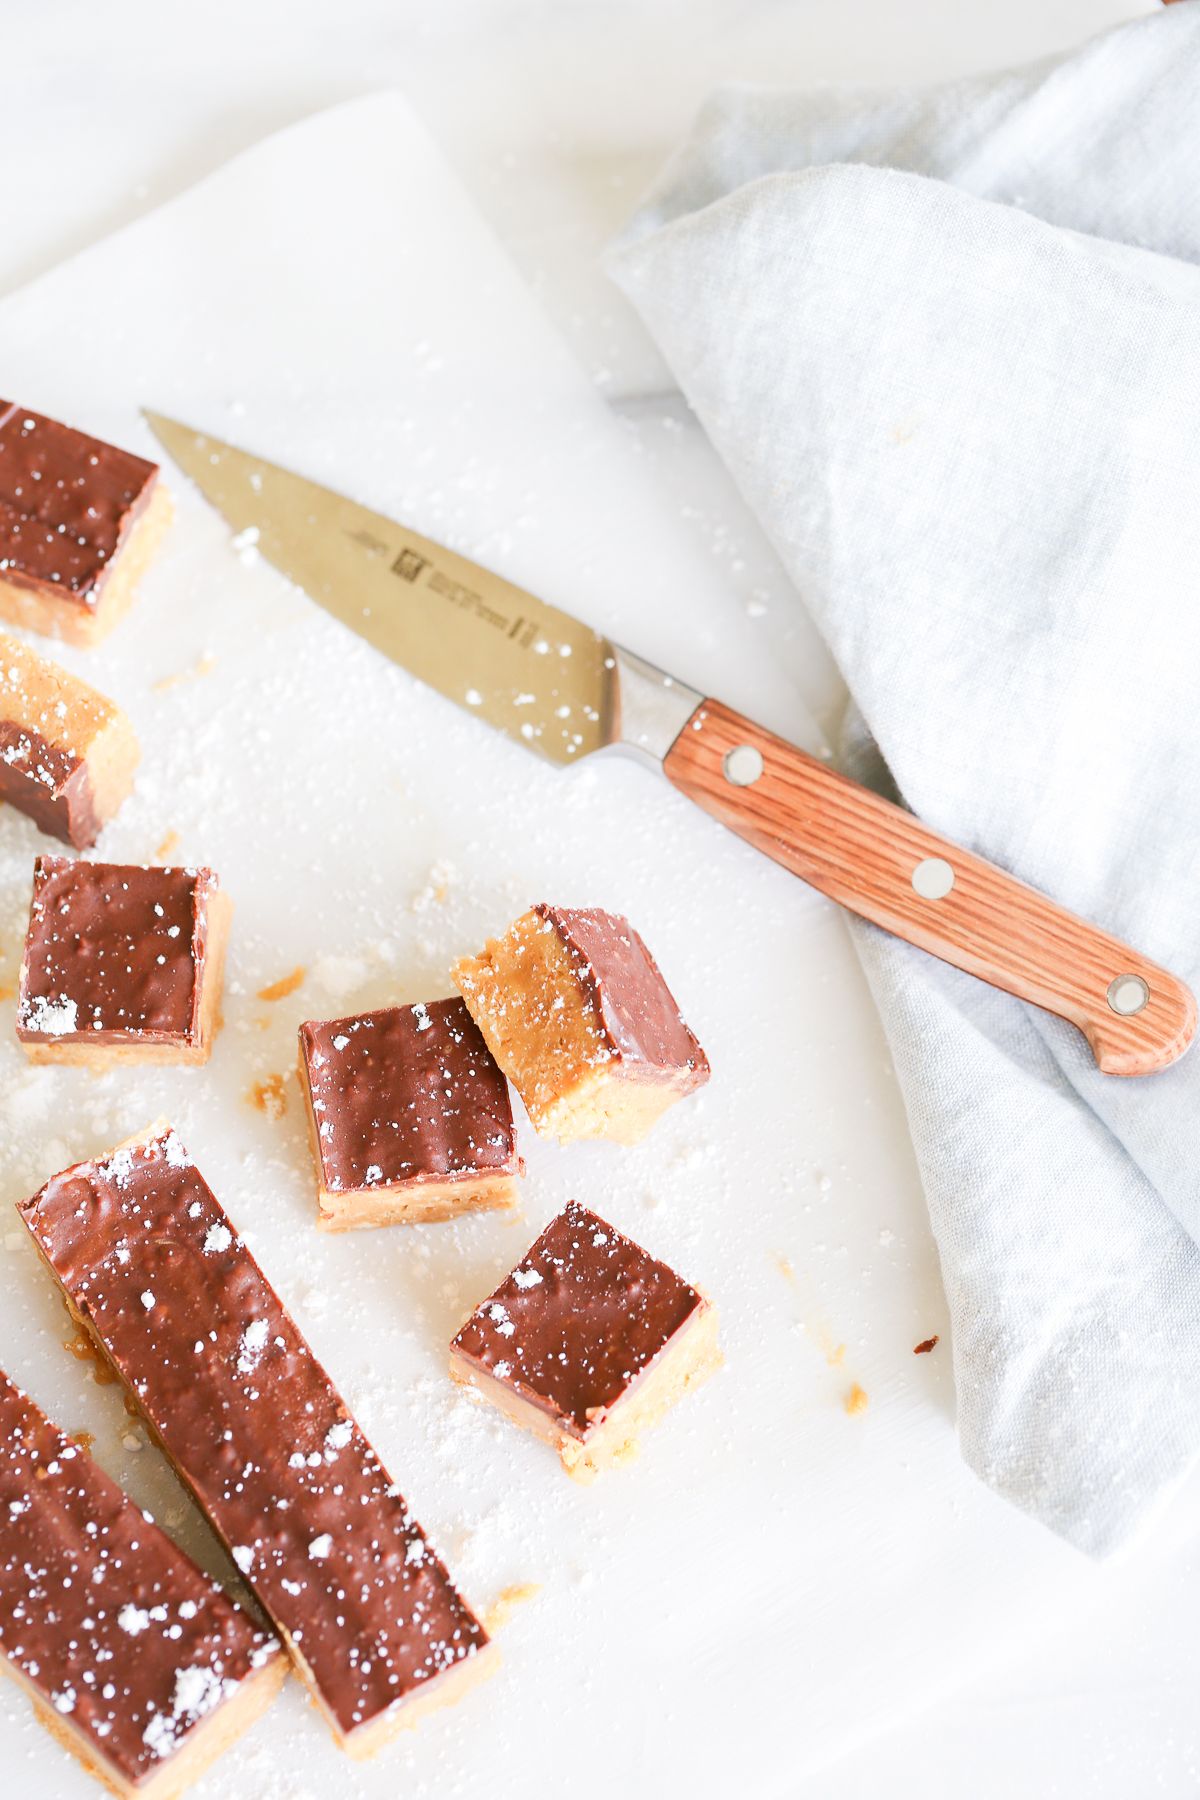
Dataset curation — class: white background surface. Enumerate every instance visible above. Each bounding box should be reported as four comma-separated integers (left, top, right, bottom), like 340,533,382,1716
6,4,1198,1797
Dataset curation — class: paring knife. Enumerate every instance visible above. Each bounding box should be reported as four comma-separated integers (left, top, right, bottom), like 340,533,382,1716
144,410,1196,1078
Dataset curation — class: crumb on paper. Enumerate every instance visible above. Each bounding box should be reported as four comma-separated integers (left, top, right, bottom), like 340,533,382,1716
152,653,217,694
155,829,181,861
484,1582,542,1632
844,1383,869,1416
257,965,305,1003
802,1318,846,1368
247,1073,288,1121
774,1253,796,1285
70,1428,96,1455
411,859,456,913
913,1335,940,1355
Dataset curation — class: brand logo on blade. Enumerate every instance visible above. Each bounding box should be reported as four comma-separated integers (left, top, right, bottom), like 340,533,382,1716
392,547,430,582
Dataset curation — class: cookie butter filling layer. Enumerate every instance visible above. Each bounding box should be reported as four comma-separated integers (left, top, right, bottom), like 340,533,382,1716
451,1200,721,1481
16,857,230,1067
18,1127,493,1755
453,904,710,1146
298,997,523,1231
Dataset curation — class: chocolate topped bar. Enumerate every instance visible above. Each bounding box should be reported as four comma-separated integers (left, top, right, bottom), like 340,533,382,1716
0,1367,282,1794
17,857,230,1066
451,1201,720,1481
453,904,710,1145
298,998,522,1230
19,1129,491,1752
0,403,172,645
0,632,138,847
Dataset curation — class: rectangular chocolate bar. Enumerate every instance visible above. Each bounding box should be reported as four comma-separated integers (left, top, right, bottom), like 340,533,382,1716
17,857,231,1067
450,1200,720,1482
0,630,139,848
297,997,523,1231
0,401,172,645
453,904,710,1145
0,1366,283,1797
19,1127,493,1756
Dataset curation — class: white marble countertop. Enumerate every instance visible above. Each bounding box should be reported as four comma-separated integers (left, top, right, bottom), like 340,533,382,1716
6,3,1195,1796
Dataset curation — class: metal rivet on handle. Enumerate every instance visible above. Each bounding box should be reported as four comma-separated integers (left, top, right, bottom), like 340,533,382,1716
912,857,955,900
723,744,764,787
1107,973,1150,1016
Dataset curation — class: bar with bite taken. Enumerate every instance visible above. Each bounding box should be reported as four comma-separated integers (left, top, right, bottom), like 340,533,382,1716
297,997,524,1231
452,904,710,1145
19,1126,493,1758
450,1200,720,1482
0,401,172,645
16,857,231,1067
0,1366,283,1799
0,630,138,847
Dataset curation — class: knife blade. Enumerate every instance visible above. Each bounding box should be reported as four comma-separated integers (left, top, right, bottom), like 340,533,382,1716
141,410,698,769
144,410,1196,1077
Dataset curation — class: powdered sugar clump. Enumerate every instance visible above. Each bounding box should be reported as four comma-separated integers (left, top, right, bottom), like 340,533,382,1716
236,1319,269,1373
19,995,78,1037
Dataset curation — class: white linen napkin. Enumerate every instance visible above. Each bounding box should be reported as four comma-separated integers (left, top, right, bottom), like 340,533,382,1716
610,4,1200,1557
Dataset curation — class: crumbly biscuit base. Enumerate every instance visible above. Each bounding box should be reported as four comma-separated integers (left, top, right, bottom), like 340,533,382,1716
532,1061,697,1148
316,1173,520,1233
451,1301,721,1484
0,480,173,647
314,1635,497,1761
19,888,232,1069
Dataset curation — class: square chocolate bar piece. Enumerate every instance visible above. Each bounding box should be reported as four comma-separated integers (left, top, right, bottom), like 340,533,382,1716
0,401,172,645
453,904,710,1146
16,856,231,1066
19,1126,493,1757
450,1200,720,1482
298,997,523,1231
0,1366,284,1798
0,630,138,847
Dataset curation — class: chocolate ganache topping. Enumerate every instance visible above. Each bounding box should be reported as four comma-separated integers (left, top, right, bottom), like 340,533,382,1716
535,904,710,1082
0,724,96,846
300,997,518,1193
18,857,214,1043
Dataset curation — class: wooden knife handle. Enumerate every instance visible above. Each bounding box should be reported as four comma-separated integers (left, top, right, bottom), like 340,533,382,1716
663,699,1196,1076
